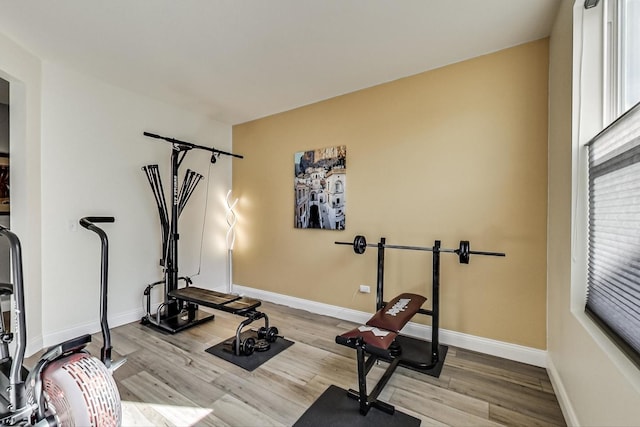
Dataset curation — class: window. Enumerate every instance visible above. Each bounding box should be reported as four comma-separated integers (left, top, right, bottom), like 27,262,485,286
586,102,640,367
584,0,640,367
605,0,640,122
620,0,640,111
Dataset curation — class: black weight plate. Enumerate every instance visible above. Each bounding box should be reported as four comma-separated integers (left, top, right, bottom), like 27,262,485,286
459,240,470,264
257,326,268,339
254,339,271,352
243,337,256,356
267,326,279,343
353,235,367,254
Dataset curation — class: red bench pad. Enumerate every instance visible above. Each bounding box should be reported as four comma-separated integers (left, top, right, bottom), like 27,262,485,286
339,327,398,351
365,293,426,332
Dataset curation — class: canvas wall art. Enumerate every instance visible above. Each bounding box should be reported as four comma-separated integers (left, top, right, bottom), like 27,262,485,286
294,145,346,230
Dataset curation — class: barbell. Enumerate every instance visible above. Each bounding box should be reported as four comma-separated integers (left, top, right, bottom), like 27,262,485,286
335,235,505,264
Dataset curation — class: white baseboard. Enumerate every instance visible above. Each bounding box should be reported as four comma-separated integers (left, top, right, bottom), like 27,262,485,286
26,335,44,358
233,284,547,368
37,284,547,368
546,356,579,426
42,307,145,349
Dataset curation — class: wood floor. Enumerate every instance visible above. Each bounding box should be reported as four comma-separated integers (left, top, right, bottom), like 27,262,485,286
72,302,564,426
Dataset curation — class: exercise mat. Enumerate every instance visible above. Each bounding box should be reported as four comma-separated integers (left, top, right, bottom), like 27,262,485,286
205,335,294,371
293,385,421,427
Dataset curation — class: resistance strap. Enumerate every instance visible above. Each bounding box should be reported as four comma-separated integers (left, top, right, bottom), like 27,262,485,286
142,164,205,267
178,169,203,216
142,165,169,262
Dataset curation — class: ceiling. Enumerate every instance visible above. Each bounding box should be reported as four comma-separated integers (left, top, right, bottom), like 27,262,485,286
0,0,560,124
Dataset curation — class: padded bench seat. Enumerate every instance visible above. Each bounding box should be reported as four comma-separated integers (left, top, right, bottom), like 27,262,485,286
335,293,426,358
169,287,261,314
336,326,399,358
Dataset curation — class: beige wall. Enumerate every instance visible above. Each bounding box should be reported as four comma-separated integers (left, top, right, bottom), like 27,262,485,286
233,39,549,349
547,1,640,425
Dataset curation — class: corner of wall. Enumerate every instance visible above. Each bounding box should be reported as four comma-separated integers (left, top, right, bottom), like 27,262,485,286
546,353,579,426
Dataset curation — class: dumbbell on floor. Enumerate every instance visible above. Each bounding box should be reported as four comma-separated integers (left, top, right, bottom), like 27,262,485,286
223,336,256,356
257,326,281,343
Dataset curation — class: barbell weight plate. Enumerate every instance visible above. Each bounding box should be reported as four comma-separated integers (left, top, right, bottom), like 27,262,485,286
257,326,280,342
459,240,470,264
353,235,367,254
242,337,256,356
267,326,279,343
254,339,271,352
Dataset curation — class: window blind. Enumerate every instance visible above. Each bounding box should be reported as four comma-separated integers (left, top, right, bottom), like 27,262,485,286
586,100,640,367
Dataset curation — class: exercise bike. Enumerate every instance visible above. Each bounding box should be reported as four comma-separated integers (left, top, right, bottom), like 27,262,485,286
0,217,123,426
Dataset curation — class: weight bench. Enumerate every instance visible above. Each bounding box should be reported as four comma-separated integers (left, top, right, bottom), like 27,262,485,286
169,287,262,314
170,286,273,356
143,279,273,356
335,293,431,415
331,236,499,417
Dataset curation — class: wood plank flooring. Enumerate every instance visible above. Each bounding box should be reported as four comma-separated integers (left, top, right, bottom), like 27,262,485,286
34,302,566,426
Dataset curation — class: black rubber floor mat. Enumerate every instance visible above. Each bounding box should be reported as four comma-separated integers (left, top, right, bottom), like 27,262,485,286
293,385,421,427
205,336,294,371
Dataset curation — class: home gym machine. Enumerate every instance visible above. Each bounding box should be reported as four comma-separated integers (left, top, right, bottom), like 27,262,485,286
140,132,280,356
0,218,122,426
334,235,504,416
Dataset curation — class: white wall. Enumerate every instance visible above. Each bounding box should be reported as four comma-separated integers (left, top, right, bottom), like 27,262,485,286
0,29,234,354
547,1,640,425
40,62,232,345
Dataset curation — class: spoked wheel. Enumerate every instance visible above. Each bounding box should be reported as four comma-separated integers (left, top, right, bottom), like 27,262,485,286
42,352,121,427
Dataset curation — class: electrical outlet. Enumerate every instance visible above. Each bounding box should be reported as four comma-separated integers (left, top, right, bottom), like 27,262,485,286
359,285,370,293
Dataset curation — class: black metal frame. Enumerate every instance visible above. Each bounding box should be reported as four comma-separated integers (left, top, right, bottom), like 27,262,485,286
140,132,243,334
0,226,30,423
79,217,126,371
376,238,443,370
347,238,449,415
231,311,270,355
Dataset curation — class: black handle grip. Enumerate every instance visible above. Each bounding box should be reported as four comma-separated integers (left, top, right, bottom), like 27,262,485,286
80,217,115,229
143,131,162,139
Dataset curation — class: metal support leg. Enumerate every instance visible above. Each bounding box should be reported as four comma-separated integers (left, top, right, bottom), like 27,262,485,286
233,311,266,356
346,339,397,416
356,344,369,415
431,240,441,365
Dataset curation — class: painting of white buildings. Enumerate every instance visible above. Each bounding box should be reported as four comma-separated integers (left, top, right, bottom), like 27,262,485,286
294,146,346,230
